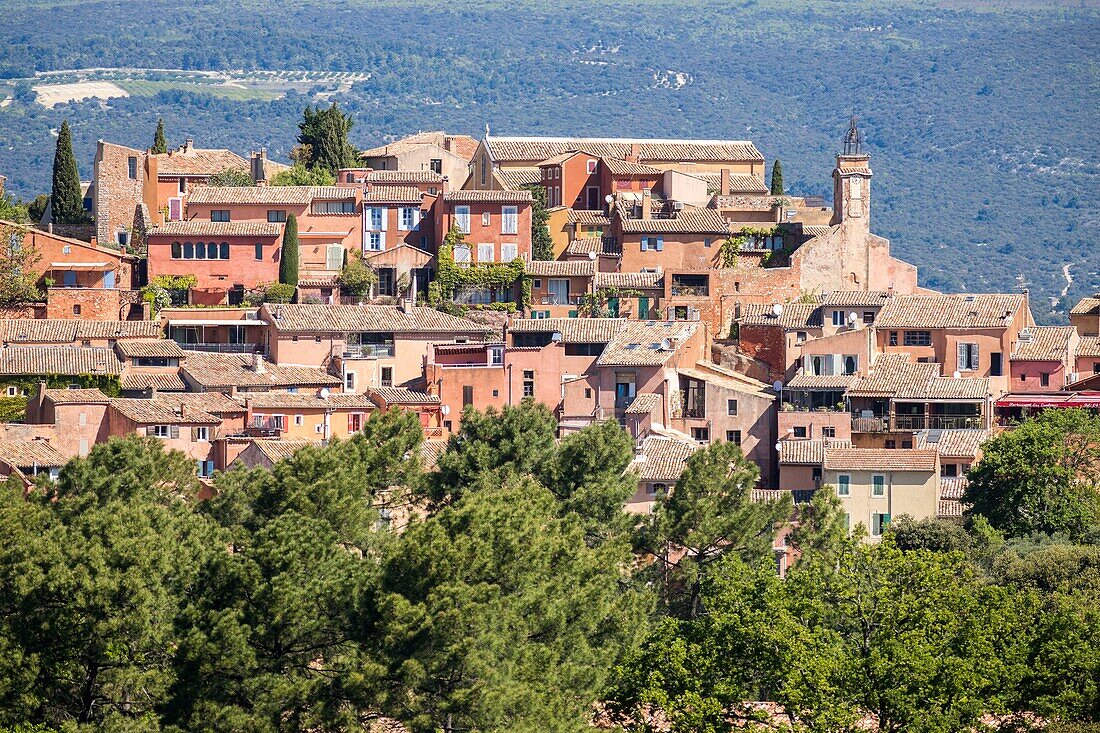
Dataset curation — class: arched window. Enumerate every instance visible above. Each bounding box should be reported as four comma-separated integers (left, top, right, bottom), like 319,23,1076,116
220,242,229,259
183,242,194,259
195,242,206,259
171,241,181,259
207,242,218,259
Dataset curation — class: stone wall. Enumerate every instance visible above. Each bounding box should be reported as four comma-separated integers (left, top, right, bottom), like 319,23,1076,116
93,142,146,247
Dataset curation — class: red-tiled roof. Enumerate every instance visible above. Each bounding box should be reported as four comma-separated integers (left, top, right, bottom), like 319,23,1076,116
149,221,282,238
824,448,938,472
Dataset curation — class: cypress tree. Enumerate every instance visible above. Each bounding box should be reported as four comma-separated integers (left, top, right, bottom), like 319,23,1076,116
152,118,168,154
769,158,784,196
51,120,84,225
279,213,300,287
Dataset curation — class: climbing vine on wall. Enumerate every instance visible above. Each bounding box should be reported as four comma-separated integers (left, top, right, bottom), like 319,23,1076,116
0,374,121,422
430,225,526,308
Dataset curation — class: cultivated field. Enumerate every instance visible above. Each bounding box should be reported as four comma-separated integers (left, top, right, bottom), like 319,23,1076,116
33,80,129,107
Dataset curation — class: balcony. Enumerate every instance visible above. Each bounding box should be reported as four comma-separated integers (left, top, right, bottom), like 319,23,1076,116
539,294,582,306
176,342,261,354
343,344,395,359
852,413,985,432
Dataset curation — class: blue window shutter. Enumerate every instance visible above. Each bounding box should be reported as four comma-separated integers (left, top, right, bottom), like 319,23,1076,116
656,237,664,251
641,237,648,251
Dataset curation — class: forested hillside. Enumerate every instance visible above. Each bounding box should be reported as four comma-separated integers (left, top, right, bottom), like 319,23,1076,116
0,0,1096,321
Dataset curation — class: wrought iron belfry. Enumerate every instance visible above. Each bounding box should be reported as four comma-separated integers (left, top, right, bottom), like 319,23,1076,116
843,115,863,155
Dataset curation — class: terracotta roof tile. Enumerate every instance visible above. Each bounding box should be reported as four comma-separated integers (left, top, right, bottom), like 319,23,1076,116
509,317,623,343
820,290,892,308
1069,296,1100,316
713,194,781,212
115,339,187,359
110,398,220,425
597,320,699,366
524,260,595,277
360,131,478,161
567,210,611,226
262,304,492,334
738,303,823,330
492,167,542,191
618,206,730,235
565,237,620,257
846,354,989,400
419,439,448,471
601,158,663,176
875,294,1026,330
624,393,661,415
786,373,857,390
915,429,990,458
155,147,247,177
0,346,121,376
43,387,112,404
369,387,440,405
939,476,970,500
824,448,938,472
635,435,698,482
180,352,340,389
119,371,187,391
186,185,355,206
1011,326,1075,361
362,186,425,204
485,137,763,164
779,438,851,465
0,319,160,344
937,499,966,518
363,170,445,184
0,439,67,468
1078,336,1100,358
244,392,377,409
248,438,320,463
149,221,282,238
445,189,533,203
76,321,163,339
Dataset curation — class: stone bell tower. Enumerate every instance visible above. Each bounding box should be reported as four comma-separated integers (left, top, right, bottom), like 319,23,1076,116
830,116,872,231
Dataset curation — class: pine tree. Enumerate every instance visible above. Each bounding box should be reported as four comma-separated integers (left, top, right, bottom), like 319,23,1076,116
525,184,554,261
152,118,168,154
279,213,299,287
770,158,784,196
297,103,358,173
50,120,84,226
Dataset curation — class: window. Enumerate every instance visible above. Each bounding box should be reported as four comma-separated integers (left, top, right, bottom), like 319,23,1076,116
5,386,17,397
455,206,471,233
832,310,845,326
889,331,899,346
523,380,534,398
171,241,182,259
72,304,81,316
547,278,570,305
181,242,193,259
863,311,876,324
348,413,363,433
837,475,850,497
207,242,219,259
727,398,738,416
502,206,518,234
584,388,592,399
648,483,668,497
178,178,186,194
704,237,712,248
793,426,808,438
871,512,891,537
254,243,263,261
195,241,206,259
844,355,858,375
477,243,494,263
293,414,304,426
796,331,807,343
872,475,886,497
267,210,287,223
381,367,393,387
430,158,442,174
565,343,602,356
904,330,932,347
822,426,836,438
481,211,491,227
211,210,230,222
957,342,980,371
345,371,355,390
151,425,171,438
313,200,356,214
942,463,958,477
197,460,215,478
366,232,383,251
884,439,896,449
462,385,474,406
692,427,710,443
219,242,229,259
586,159,597,174
488,347,504,366
501,243,518,262
194,426,209,442
726,429,742,445
1040,372,1050,387
127,156,138,179
399,207,420,230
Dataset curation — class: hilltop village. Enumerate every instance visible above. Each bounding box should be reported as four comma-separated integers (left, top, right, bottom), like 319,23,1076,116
1,118,1098,551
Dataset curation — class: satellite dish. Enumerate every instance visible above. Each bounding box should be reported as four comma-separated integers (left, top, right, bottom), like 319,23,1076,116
441,404,451,416
953,370,962,379
660,338,672,351
772,380,784,392
551,331,563,342
588,251,598,260
775,442,783,452
604,194,614,204
848,311,858,324
319,388,330,399
771,303,784,317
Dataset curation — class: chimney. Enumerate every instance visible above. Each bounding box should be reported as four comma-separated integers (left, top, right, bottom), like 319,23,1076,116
178,403,185,419
252,353,266,373
47,222,53,234
641,190,652,220
628,143,641,163
720,168,731,196
251,148,268,184
184,138,195,153
228,384,237,397
150,385,158,401
443,136,453,153
399,297,412,314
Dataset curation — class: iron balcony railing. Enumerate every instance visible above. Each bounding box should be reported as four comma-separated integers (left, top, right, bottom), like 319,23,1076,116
176,342,261,354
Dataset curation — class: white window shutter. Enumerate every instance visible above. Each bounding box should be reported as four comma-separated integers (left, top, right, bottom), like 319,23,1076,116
957,343,967,372
970,343,979,370
641,237,649,251
656,237,664,251
413,208,421,231
170,425,180,439
379,231,386,251
379,207,387,231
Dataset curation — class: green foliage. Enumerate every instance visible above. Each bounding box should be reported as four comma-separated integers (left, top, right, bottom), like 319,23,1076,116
150,273,197,291
889,514,973,553
151,117,167,154
770,158,784,195
717,234,742,268
49,120,85,226
432,225,524,308
297,103,359,173
0,374,119,421
576,286,641,318
206,167,254,187
279,212,299,286
965,409,1100,539
0,222,42,305
523,184,554,261
270,163,336,187
0,191,29,224
25,195,47,224
261,282,295,303
335,249,376,296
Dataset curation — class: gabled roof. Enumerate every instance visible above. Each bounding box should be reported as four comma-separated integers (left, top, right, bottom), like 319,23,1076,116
369,387,441,405
115,339,187,359
565,237,621,257
361,186,425,204
524,260,595,278
0,319,161,344
0,346,121,376
738,303,823,330
186,185,355,206
360,131,479,160
510,317,623,343
847,354,989,401
243,392,377,410
635,434,698,482
824,448,938,472
820,290,893,308
155,147,247,177
362,170,445,184
180,352,340,389
618,206,730,235
261,304,492,334
601,158,663,177
874,294,1027,330
444,189,533,204
1078,336,1100,358
110,398,220,425
567,210,611,227
120,372,187,391
43,387,112,404
597,320,699,366
0,439,67,468
1069,295,1100,316
492,167,541,191
149,221,283,238
484,137,763,164
1011,326,1075,362
594,271,663,290
779,439,852,465
915,429,990,458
